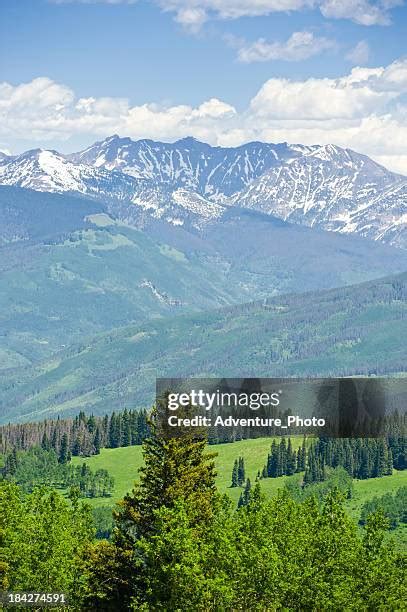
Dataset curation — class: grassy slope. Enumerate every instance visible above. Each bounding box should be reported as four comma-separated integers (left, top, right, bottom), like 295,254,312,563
72,438,407,523
71,437,300,508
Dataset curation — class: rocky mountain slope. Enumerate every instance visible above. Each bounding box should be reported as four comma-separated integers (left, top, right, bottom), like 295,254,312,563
1,136,406,247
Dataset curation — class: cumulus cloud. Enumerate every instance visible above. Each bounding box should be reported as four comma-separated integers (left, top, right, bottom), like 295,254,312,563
249,68,400,119
232,31,335,63
3,60,407,173
346,41,370,65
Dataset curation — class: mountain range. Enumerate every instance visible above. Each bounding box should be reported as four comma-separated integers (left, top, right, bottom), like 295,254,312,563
0,135,406,247
2,184,406,374
1,135,407,421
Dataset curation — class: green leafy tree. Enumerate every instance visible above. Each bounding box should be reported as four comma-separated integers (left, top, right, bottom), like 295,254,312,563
0,481,94,605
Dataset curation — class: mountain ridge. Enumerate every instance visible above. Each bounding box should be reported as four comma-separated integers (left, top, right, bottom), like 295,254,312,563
1,269,405,423
3,185,406,374
1,135,406,248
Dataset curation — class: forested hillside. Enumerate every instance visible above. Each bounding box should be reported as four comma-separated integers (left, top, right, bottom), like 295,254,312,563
1,271,406,422
2,186,406,373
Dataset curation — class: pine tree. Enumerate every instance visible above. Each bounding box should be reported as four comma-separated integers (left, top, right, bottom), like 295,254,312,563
41,432,50,451
385,446,393,476
108,412,119,448
279,438,287,476
231,459,239,487
58,433,69,464
286,438,296,475
238,478,252,507
4,448,18,476
359,445,371,479
114,409,218,542
107,409,218,607
297,438,307,471
268,441,279,477
94,427,101,455
237,456,245,486
122,409,132,447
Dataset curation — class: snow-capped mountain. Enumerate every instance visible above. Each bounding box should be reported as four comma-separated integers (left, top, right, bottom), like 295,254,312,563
0,147,223,228
235,144,407,248
0,148,139,200
0,136,406,248
69,135,309,201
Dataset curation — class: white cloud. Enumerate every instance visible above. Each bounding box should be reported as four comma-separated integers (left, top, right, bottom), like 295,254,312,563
49,0,400,27
249,69,398,119
320,0,391,25
174,7,208,31
3,59,407,173
234,31,335,63
154,0,398,29
346,41,370,65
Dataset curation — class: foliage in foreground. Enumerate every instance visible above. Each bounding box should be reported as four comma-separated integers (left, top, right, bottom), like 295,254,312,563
0,483,93,601
1,419,406,610
83,420,406,611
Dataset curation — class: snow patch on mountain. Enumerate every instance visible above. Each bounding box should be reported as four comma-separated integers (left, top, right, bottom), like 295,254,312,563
0,135,406,248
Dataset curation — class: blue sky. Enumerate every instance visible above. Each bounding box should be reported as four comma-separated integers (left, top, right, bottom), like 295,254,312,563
1,0,407,172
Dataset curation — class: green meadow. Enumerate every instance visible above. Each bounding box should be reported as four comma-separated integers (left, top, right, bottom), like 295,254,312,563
72,437,407,532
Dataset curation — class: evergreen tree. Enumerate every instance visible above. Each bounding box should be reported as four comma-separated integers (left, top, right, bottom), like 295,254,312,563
286,438,296,475
94,427,101,455
237,457,245,486
242,478,252,507
108,412,119,448
58,433,69,464
231,459,238,487
297,438,307,471
41,432,50,451
97,409,219,607
4,448,18,476
122,409,132,447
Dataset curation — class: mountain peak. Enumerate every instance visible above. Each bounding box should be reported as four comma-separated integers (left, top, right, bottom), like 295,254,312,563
104,134,133,145
175,136,203,146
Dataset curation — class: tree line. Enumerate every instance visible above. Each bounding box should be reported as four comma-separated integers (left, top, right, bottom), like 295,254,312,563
1,407,405,460
304,437,398,485
245,434,405,489
0,408,150,457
